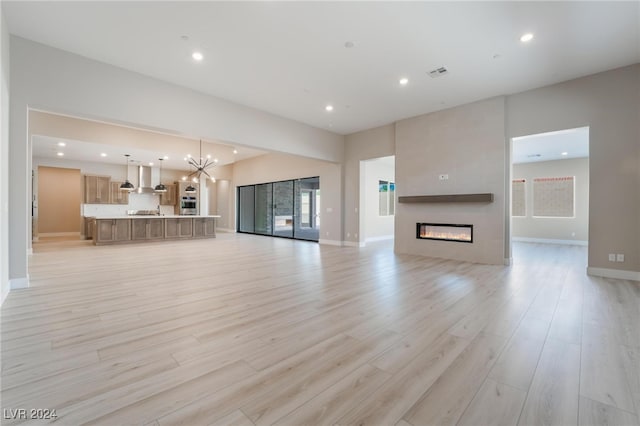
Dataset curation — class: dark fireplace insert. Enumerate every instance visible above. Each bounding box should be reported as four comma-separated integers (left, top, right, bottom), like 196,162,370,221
416,223,473,243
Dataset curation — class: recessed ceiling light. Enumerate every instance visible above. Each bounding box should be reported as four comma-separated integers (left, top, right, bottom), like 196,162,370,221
182,176,187,181
57,141,66,147
206,154,211,159
561,152,568,156
163,155,169,160
149,162,154,166
213,158,219,163
100,153,107,157
520,33,534,43
192,51,204,61
233,149,238,154
56,152,64,156
399,78,409,86
325,105,334,112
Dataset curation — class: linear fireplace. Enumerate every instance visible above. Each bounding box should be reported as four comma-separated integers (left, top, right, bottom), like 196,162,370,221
416,223,473,243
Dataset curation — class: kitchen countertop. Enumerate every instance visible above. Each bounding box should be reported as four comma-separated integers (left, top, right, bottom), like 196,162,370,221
88,215,221,220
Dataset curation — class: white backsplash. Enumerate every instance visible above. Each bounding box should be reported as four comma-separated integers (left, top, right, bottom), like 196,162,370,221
83,193,175,216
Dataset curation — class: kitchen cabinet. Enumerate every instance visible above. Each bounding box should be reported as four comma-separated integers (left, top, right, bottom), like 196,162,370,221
94,219,131,244
85,175,111,204
85,217,96,240
159,184,177,206
132,218,164,241
165,217,193,238
193,217,216,238
110,182,129,205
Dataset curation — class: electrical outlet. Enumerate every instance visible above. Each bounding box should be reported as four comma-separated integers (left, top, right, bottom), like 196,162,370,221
438,174,449,181
609,254,616,262
616,254,625,262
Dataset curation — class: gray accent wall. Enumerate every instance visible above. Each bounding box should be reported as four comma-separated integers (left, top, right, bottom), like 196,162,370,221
394,97,507,265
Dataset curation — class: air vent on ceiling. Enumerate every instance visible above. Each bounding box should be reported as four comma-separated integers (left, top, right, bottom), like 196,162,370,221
428,67,449,78
527,154,541,158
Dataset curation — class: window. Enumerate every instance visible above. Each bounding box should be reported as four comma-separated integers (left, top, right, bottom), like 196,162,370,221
533,176,575,217
512,179,526,217
379,180,395,216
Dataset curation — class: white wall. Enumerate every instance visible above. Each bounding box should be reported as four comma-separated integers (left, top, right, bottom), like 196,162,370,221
232,153,342,244
362,157,395,241
9,36,344,284
1,8,10,303
512,158,589,243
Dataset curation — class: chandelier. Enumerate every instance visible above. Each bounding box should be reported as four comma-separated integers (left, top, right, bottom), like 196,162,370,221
186,139,217,182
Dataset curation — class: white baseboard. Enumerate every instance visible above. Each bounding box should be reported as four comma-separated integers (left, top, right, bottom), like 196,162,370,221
1,286,8,306
10,276,29,290
216,228,236,233
587,267,640,282
38,232,81,237
319,239,343,247
513,237,588,246
365,235,394,243
343,241,366,248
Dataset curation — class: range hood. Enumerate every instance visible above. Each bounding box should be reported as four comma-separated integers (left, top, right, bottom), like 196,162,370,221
135,165,158,194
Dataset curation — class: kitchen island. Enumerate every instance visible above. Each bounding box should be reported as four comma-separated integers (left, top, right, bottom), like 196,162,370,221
87,215,221,245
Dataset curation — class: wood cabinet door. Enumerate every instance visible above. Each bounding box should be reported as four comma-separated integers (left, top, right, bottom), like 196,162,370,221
160,184,176,206
148,219,164,240
110,182,129,204
178,218,193,237
193,218,205,237
95,220,115,242
165,218,179,238
113,219,131,241
131,220,148,240
204,218,216,237
85,175,111,204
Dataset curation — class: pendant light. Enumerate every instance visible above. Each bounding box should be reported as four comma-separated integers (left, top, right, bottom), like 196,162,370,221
154,158,167,193
119,154,135,192
185,183,197,193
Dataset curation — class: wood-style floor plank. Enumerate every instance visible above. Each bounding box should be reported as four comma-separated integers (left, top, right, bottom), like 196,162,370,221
0,236,636,425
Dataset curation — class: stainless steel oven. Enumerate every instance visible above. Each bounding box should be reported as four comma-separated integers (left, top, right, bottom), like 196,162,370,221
180,196,198,215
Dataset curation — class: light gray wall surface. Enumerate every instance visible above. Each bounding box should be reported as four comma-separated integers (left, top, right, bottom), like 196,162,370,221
507,64,639,272
1,8,10,302
512,158,589,242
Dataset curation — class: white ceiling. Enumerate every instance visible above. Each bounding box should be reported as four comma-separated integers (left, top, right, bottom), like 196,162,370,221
512,127,589,164
4,1,639,135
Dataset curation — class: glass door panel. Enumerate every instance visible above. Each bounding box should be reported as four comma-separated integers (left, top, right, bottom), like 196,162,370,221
294,177,320,241
238,185,255,233
273,180,294,238
254,183,273,235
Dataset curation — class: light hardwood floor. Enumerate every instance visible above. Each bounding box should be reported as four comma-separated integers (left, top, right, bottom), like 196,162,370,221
1,234,638,425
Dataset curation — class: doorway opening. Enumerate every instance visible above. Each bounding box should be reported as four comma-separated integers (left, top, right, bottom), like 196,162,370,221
237,176,320,242
359,156,395,246
510,127,589,264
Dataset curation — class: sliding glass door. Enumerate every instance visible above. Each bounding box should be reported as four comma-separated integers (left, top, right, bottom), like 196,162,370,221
237,177,319,242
